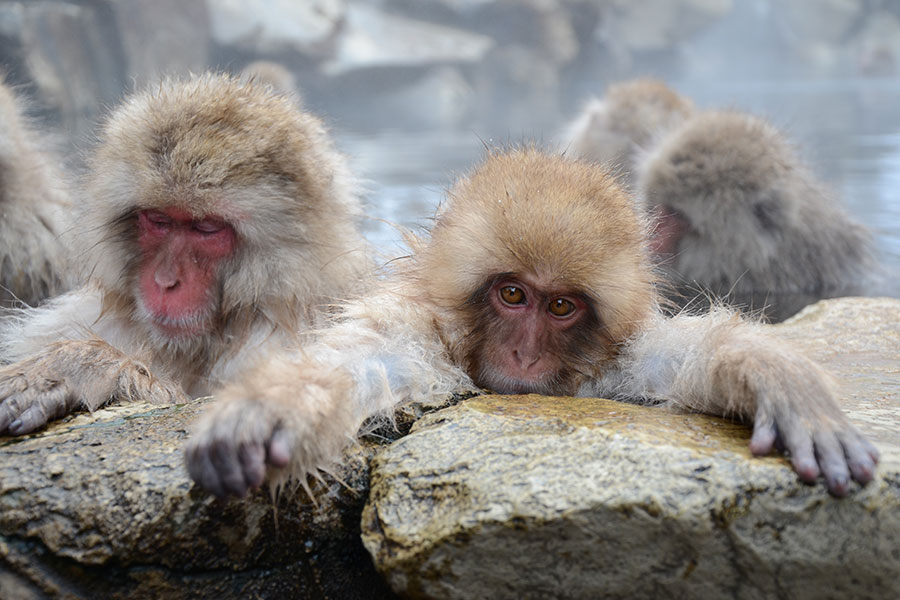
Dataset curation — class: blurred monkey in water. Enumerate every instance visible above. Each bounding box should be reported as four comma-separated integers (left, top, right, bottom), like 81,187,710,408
187,148,878,499
637,110,876,320
0,73,370,436
0,77,73,307
561,78,693,185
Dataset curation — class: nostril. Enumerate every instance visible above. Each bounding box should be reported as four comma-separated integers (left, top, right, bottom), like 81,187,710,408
512,350,540,371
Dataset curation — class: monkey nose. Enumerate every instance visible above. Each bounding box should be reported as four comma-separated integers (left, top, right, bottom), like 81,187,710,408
512,349,541,371
154,270,180,290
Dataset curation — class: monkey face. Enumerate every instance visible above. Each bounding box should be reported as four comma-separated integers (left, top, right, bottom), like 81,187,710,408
135,207,236,339
462,273,605,396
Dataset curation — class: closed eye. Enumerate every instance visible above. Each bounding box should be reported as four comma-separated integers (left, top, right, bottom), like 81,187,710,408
193,219,226,234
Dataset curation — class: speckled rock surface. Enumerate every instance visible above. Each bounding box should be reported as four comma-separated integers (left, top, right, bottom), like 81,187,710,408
0,399,397,600
361,297,900,600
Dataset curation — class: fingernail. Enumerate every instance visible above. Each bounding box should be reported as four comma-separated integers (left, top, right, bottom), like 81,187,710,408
8,419,22,434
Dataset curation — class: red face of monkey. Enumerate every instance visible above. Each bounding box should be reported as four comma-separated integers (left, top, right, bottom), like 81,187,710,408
136,207,236,338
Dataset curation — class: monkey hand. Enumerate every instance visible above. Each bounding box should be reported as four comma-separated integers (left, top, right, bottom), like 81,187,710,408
741,354,880,497
185,394,295,498
185,360,355,498
0,339,186,436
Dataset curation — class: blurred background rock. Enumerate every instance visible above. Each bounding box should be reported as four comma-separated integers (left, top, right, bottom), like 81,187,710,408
1,0,898,263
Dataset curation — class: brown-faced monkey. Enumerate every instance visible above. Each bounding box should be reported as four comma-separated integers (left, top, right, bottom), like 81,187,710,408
0,73,370,435
186,148,878,499
0,77,73,307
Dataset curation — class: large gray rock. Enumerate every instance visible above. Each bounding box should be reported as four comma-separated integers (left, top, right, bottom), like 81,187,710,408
361,297,900,600
0,1,123,140
0,0,210,143
207,0,344,57
322,4,494,76
0,399,396,600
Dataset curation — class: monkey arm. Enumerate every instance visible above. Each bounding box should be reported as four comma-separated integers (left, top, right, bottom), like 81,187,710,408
0,338,186,435
0,286,113,363
186,288,473,497
595,308,879,497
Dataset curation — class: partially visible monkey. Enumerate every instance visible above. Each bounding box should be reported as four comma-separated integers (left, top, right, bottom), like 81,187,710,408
187,148,878,499
636,110,876,320
0,78,73,307
0,73,370,436
561,78,693,185
240,60,302,106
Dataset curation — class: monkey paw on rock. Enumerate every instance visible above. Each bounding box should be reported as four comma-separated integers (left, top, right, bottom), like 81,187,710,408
0,339,186,436
743,361,880,497
185,396,296,498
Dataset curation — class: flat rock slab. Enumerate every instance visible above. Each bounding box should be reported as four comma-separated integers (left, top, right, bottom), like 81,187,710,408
0,399,396,600
362,297,900,600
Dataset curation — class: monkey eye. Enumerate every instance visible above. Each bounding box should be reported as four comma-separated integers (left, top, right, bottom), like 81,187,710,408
192,218,226,234
499,286,526,305
145,211,172,227
548,298,576,318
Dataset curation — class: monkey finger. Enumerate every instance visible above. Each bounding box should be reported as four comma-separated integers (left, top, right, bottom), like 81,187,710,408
0,401,18,433
837,431,878,485
778,420,819,483
238,442,267,489
209,438,250,497
8,403,49,435
186,444,227,498
813,431,851,497
749,421,777,456
266,429,292,468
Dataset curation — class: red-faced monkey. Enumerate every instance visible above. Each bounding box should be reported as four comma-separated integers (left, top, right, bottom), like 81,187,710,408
186,148,877,499
0,78,72,307
561,78,693,185
637,110,876,320
0,73,370,436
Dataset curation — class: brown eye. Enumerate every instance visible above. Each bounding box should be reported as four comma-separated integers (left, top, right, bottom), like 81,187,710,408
548,298,575,317
499,286,525,305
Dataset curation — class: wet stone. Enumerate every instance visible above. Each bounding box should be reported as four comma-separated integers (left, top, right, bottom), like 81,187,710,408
361,297,900,600
0,399,396,600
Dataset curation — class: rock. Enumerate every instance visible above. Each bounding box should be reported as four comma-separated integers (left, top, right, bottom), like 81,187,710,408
0,1,124,141
600,0,734,52
321,4,494,76
110,0,210,88
207,0,345,57
0,399,396,600
0,0,210,144
361,297,900,600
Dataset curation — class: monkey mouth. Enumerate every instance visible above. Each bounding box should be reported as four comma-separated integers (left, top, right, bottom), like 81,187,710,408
476,368,558,395
150,312,211,337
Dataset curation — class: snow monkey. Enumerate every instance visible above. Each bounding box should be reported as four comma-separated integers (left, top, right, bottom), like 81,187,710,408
0,73,370,436
561,78,694,185
186,148,878,499
637,110,876,320
0,77,73,307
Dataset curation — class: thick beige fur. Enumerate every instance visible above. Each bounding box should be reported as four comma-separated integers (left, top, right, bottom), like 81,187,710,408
191,148,876,497
0,73,371,416
0,78,73,307
637,110,875,307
